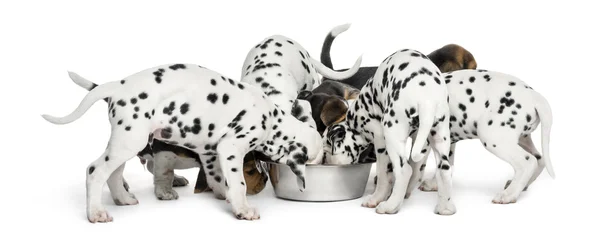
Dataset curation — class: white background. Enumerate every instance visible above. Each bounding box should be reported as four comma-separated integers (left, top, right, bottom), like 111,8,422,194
2,0,598,235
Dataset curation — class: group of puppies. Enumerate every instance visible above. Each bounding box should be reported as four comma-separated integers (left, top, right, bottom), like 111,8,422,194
42,23,554,223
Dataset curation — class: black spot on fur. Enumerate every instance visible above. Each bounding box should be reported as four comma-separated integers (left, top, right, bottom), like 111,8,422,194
117,100,126,106
222,94,230,104
169,64,186,70
88,166,95,175
180,103,189,114
138,92,148,99
125,126,131,131
207,93,218,103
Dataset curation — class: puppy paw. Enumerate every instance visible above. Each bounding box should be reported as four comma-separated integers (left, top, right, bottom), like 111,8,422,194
172,175,189,187
234,207,260,220
113,192,139,205
375,201,400,214
434,201,456,215
155,187,179,200
87,208,113,223
419,178,438,192
492,192,518,204
361,194,384,208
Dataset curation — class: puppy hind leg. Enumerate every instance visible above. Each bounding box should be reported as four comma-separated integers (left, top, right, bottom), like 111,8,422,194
405,135,432,198
375,123,412,214
419,143,455,192
362,137,392,208
430,121,456,215
87,128,148,223
107,163,138,205
512,135,544,191
481,134,537,204
216,140,259,220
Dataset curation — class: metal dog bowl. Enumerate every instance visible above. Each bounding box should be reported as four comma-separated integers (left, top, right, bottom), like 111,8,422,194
265,161,374,202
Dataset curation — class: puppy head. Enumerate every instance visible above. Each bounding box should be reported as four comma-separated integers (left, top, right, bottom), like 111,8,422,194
242,152,269,195
428,44,478,73
297,91,351,135
322,123,369,165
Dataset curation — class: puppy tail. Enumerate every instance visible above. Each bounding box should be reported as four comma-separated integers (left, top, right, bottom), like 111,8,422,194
320,23,352,69
410,102,436,162
310,54,362,80
41,80,121,125
68,71,110,103
69,71,97,91
533,90,555,179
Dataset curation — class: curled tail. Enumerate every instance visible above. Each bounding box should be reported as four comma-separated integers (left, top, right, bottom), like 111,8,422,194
410,102,437,162
320,23,352,69
41,80,121,124
533,90,555,179
310,55,362,80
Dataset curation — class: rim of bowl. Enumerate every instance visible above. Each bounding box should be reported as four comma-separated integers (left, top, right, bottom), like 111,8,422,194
262,160,375,168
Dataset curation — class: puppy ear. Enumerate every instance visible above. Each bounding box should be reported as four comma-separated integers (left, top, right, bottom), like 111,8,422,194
320,98,348,127
344,88,360,100
326,125,346,153
297,90,312,100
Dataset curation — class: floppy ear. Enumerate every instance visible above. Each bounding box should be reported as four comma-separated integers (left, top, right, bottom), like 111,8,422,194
326,125,346,153
297,90,313,100
320,98,348,127
344,88,360,100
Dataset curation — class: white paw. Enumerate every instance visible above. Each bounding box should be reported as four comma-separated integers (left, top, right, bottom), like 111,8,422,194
435,202,457,215
419,178,438,192
492,192,518,204
87,208,113,223
234,206,260,220
155,187,179,200
113,192,139,205
375,201,400,214
361,194,384,208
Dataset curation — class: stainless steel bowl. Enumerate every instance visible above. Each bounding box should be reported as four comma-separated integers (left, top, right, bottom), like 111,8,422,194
264,161,374,202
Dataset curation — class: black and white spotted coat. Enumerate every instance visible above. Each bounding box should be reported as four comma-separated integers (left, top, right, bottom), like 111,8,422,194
42,64,321,221
240,35,362,131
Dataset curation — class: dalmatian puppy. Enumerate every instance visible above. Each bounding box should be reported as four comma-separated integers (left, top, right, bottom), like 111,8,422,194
413,69,555,204
42,64,320,222
240,33,362,121
68,72,269,199
240,32,362,165
323,49,454,215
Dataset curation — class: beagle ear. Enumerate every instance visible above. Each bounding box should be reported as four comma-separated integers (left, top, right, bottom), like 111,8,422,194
320,98,348,127
297,90,313,100
344,88,360,100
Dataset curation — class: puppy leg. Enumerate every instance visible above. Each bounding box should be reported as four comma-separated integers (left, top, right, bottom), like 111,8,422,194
152,151,179,200
375,123,412,214
405,135,431,198
172,174,189,187
216,139,259,220
480,134,537,204
362,136,392,208
429,121,456,215
86,128,148,223
107,163,138,205
202,155,227,200
504,135,544,191
420,143,455,192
